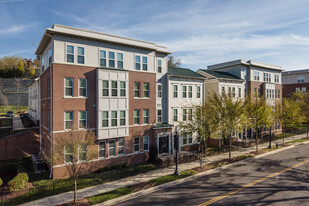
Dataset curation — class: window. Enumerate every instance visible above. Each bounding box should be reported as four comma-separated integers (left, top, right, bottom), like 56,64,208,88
254,71,260,81
112,81,118,96
65,78,73,96
117,53,123,69
189,134,193,144
142,56,148,71
296,87,300,92
264,73,271,82
111,111,117,126
238,88,241,97
135,56,141,70
143,136,149,151
134,137,140,153
120,81,126,97
118,138,124,155
158,59,162,73
243,69,247,80
183,109,187,121
108,140,115,156
48,47,52,66
188,86,192,98
197,86,201,98
102,80,109,96
120,111,126,126
173,109,178,122
144,83,149,98
134,110,140,124
157,110,162,123
77,47,84,64
277,89,280,98
79,144,87,161
134,82,140,97
254,88,257,97
65,111,73,129
102,111,108,127
298,76,305,83
143,109,149,124
157,84,162,98
100,50,107,67
275,74,280,83
188,108,193,121
98,141,106,158
67,45,74,63
64,145,73,163
79,79,87,97
183,134,188,145
183,86,187,98
302,87,306,93
228,87,232,97
232,87,236,97
221,86,225,94
173,85,178,98
79,111,87,129
41,57,45,72
109,51,115,68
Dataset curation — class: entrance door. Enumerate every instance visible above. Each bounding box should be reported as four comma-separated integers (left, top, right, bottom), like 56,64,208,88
159,136,169,154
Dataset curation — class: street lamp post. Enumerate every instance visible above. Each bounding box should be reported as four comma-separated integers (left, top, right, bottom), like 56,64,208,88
268,127,272,149
174,127,179,176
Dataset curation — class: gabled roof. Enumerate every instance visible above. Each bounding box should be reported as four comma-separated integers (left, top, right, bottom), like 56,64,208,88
168,67,205,79
199,69,243,80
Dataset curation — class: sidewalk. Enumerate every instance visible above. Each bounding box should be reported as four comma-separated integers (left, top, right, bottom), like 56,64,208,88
21,133,307,206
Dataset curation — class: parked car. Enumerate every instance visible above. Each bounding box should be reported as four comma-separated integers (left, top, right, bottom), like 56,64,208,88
5,111,14,117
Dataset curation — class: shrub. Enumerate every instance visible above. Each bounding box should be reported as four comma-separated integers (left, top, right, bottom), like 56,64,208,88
7,165,29,192
0,177,3,186
149,144,158,163
95,163,127,173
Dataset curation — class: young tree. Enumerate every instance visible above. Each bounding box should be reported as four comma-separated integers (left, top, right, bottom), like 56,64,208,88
28,65,36,77
16,59,25,77
43,130,97,203
0,91,8,112
293,92,309,139
14,78,22,109
168,55,181,68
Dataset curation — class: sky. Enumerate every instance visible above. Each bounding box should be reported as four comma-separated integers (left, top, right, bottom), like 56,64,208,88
1,0,309,71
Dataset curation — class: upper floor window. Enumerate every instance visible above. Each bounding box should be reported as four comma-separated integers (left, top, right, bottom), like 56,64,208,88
102,80,109,96
109,52,115,68
298,76,305,83
41,57,45,72
183,86,187,98
157,109,162,123
134,109,140,124
111,111,117,126
254,71,260,81
243,69,247,80
142,57,148,71
143,136,149,151
221,86,225,94
144,83,149,98
112,81,118,96
77,47,84,64
100,50,107,67
173,108,178,122
134,82,140,97
275,74,280,83
79,111,87,129
118,138,124,155
48,47,52,66
188,86,192,98
102,111,108,127
232,87,236,97
188,108,193,121
183,109,187,121
64,146,73,163
67,45,74,63
117,53,123,69
238,88,241,97
302,87,306,93
65,78,73,97
135,56,141,70
158,59,162,73
143,109,149,124
197,86,201,98
157,84,162,98
296,87,300,92
79,79,87,97
120,111,126,126
120,81,126,97
173,85,178,98
65,111,73,129
134,137,140,153
264,72,271,82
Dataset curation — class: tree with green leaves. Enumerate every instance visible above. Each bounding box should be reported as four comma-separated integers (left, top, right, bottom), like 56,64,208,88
293,92,309,139
16,59,25,77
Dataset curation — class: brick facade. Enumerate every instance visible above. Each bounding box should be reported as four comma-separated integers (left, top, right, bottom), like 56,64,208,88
282,83,309,98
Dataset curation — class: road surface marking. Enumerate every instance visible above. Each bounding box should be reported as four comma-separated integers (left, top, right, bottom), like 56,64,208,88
198,159,309,206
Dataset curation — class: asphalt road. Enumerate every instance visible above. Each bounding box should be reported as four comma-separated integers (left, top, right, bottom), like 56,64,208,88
117,143,309,206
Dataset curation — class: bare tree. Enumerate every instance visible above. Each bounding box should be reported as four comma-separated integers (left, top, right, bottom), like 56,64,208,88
168,55,182,68
0,91,8,112
14,78,22,109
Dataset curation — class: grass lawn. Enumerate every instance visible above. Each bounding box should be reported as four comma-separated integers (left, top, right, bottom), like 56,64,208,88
0,105,28,115
287,138,309,144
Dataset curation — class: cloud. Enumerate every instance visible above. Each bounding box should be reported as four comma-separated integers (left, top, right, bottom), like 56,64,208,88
0,23,38,35
0,0,24,3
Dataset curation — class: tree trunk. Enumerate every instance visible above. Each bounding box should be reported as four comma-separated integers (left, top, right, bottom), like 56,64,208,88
283,128,285,145
268,127,272,149
307,123,309,139
200,144,203,168
74,178,77,203
228,137,231,161
255,126,259,152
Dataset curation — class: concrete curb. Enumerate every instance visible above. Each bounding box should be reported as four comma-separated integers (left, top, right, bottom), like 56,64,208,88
94,140,309,206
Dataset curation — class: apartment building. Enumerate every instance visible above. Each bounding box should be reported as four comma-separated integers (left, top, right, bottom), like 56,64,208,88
28,78,40,125
282,69,309,98
167,67,205,152
35,24,172,178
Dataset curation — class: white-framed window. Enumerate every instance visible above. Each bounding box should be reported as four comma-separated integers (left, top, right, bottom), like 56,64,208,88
298,76,305,83
108,140,115,156
98,141,106,158
78,144,87,161
157,109,162,123
182,134,188,145
120,81,126,97
158,59,162,73
197,86,201,98
232,87,236,97
64,145,73,163
100,50,107,67
296,87,300,92
118,138,124,155
65,78,73,97
302,87,306,93
120,111,126,126
67,45,74,63
134,109,140,124
79,111,87,129
77,47,84,64
173,85,178,98
134,137,140,153
238,88,241,97
79,79,87,97
102,111,108,127
143,136,149,151
254,71,260,81
264,73,271,82
188,86,192,98
134,82,140,97
135,55,141,70
243,69,247,80
111,111,117,127
157,84,162,98
144,83,149,98
102,80,109,96
183,86,187,98
189,134,193,144
221,86,225,94
112,81,118,97
109,51,115,68
41,57,45,72
143,109,149,124
48,47,52,66
142,56,148,71
65,111,73,129
173,108,178,122
183,109,187,121
117,53,123,69
188,108,193,121
275,74,280,83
